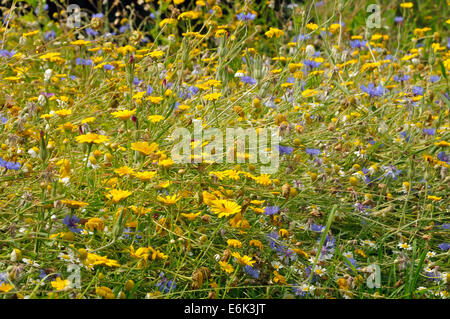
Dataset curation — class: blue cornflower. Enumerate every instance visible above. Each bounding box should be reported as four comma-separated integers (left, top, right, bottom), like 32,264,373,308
243,265,260,279
438,243,450,251
0,49,15,58
1,115,7,124
63,215,82,233
400,131,410,142
394,16,403,24
156,272,176,293
304,59,321,69
423,128,436,136
103,64,114,71
279,145,293,155
393,74,410,82
146,85,154,95
44,30,56,41
310,223,325,232
240,76,257,85
361,83,386,97
133,77,143,86
122,227,143,241
437,152,449,163
264,206,280,216
430,75,440,83
349,39,367,49
119,24,129,33
236,12,256,21
0,157,20,170
86,27,99,37
412,86,424,96
293,34,311,42
305,148,321,156
92,13,104,19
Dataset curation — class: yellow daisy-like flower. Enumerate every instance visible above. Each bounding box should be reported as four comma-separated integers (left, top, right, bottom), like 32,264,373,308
147,50,165,58
231,252,256,267
111,109,136,120
134,171,157,181
108,189,132,203
145,96,164,104
210,199,241,218
254,174,272,186
158,158,175,168
249,239,264,250
61,199,88,209
51,277,70,290
400,2,413,9
0,282,14,293
227,239,242,248
85,218,105,231
265,27,284,38
114,166,135,176
204,92,222,101
70,39,91,46
131,141,159,156
75,133,109,144
219,261,234,274
147,115,165,123
157,194,180,205
54,109,72,116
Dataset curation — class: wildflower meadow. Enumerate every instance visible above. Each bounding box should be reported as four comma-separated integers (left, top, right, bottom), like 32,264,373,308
0,0,449,302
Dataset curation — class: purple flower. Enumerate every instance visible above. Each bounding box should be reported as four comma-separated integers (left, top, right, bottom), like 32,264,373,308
243,265,260,279
412,86,424,96
86,27,99,37
361,83,386,97
310,223,325,232
382,165,402,180
430,75,440,83
0,49,15,58
1,116,7,124
423,128,436,136
437,152,449,163
240,76,257,85
279,145,293,155
103,64,114,71
156,272,176,293
305,148,321,156
394,16,403,24
438,243,450,251
304,59,321,69
236,12,256,21
264,206,279,216
44,30,56,41
0,157,20,170
63,215,81,233
393,74,410,82
92,13,104,19
349,40,367,49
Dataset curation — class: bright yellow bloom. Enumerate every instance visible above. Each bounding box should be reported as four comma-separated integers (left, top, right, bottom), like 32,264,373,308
227,239,242,248
75,133,109,144
114,166,135,176
111,109,136,120
51,277,70,290
85,218,105,231
265,27,284,38
0,283,13,293
204,92,222,101
107,189,132,203
147,115,164,123
254,174,272,186
400,2,413,9
181,212,201,221
131,141,159,155
210,200,241,218
231,252,256,267
134,171,157,181
61,199,88,209
219,261,234,274
157,194,180,205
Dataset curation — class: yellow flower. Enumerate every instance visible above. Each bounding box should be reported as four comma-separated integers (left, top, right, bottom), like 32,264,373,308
111,109,136,120
114,166,135,176
210,200,241,218
75,133,109,144
85,218,105,231
107,189,132,203
145,96,164,104
204,92,222,101
427,195,442,201
134,171,157,181
0,282,13,293
158,158,175,168
70,39,91,46
273,270,287,284
96,286,115,299
147,50,164,58
61,199,88,209
231,252,256,267
265,27,284,38
306,23,319,30
254,174,272,186
249,239,264,250
131,141,159,155
51,277,70,290
227,239,242,248
147,115,165,123
54,109,72,117
157,194,180,205
219,261,234,274
159,18,177,28
400,2,413,8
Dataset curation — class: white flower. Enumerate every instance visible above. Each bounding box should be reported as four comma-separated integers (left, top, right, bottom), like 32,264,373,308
426,251,436,258
28,147,38,158
44,69,53,83
397,242,412,250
